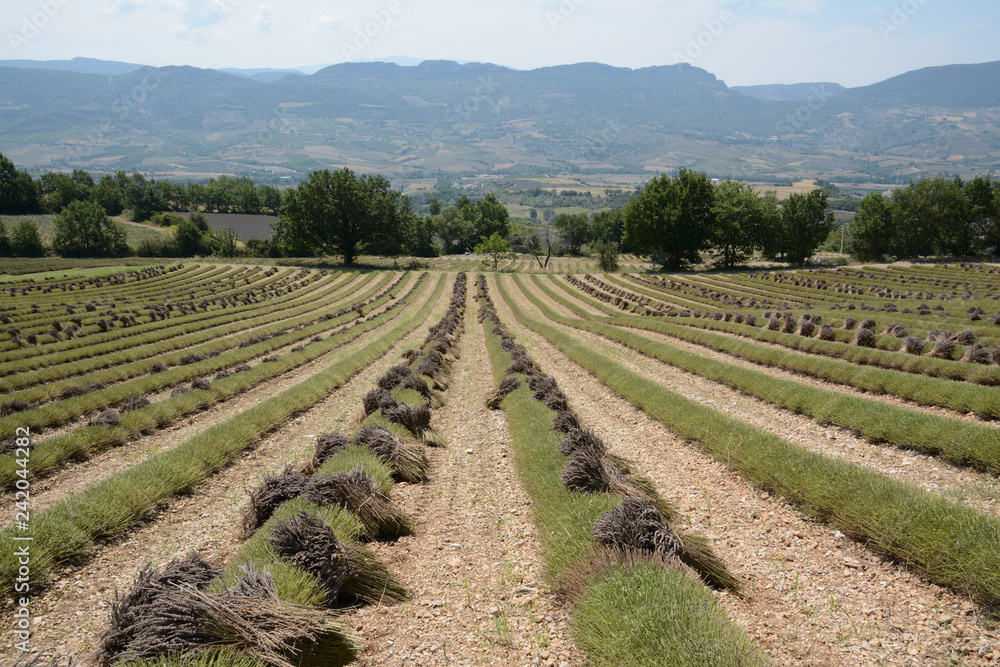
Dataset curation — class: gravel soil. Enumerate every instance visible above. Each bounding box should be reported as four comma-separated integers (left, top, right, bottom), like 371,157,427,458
0,274,446,665
495,274,1000,667
347,288,584,667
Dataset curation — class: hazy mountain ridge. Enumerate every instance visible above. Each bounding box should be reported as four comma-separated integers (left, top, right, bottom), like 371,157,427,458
1,58,998,182
732,82,846,102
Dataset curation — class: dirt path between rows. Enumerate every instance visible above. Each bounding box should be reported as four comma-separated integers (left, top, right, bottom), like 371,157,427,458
347,287,584,667
494,275,999,667
0,274,448,665
0,273,406,526
526,277,1000,518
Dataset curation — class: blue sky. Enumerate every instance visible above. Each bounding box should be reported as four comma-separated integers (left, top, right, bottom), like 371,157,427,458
2,0,999,86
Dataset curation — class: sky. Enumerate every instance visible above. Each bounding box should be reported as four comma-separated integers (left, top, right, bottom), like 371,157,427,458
2,0,999,87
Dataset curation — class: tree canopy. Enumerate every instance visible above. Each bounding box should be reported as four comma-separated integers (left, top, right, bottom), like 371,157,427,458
779,189,836,266
623,169,715,270
849,193,895,262
711,180,766,269
53,200,128,258
274,168,411,266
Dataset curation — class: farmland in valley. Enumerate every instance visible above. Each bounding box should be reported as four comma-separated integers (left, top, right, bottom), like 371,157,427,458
2,259,1000,666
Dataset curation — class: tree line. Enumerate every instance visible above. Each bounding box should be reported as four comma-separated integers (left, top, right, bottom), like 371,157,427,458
850,176,1000,261
7,150,996,268
0,154,282,221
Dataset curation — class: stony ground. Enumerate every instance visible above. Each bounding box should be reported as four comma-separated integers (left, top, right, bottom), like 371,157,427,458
3,271,1000,666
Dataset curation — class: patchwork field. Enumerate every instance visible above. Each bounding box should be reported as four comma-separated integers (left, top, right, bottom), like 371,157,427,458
2,260,1000,666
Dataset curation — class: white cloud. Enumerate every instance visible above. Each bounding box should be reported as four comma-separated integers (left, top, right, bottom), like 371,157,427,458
301,10,343,35
254,4,273,33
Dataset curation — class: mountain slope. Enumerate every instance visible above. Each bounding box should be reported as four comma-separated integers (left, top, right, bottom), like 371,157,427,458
0,59,997,183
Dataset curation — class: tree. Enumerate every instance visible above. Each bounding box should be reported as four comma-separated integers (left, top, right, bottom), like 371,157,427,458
176,213,212,256
553,213,590,256
274,168,409,266
212,226,239,258
428,197,442,216
38,169,94,213
891,178,966,259
0,153,40,215
623,169,715,270
757,192,783,260
779,189,835,266
10,220,45,257
710,180,765,269
0,220,10,257
935,177,974,256
407,215,439,258
95,174,125,216
124,173,166,221
436,206,476,254
474,193,510,241
594,240,620,272
849,192,896,262
529,208,538,220
968,176,1000,255
53,200,128,258
590,209,624,250
474,232,515,271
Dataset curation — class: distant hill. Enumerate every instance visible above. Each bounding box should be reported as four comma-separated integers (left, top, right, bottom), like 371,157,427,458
839,61,1000,108
732,82,845,102
0,56,143,76
1,58,998,184
219,68,308,83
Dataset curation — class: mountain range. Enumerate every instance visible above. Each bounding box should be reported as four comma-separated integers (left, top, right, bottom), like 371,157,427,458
1,57,998,185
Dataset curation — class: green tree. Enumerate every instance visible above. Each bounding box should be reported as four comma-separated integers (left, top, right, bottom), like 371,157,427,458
935,177,974,256
710,180,764,269
757,192,783,259
0,220,10,257
428,197,442,216
849,192,896,262
0,154,40,215
407,216,439,258
436,206,475,254
474,232,515,271
779,189,835,266
124,173,166,222
10,220,45,257
594,240,620,272
891,179,951,259
529,208,538,220
474,193,510,241
968,176,1000,255
95,174,125,216
176,213,212,256
590,209,624,249
38,169,95,213
53,200,128,258
623,169,715,270
212,225,240,258
553,213,590,256
259,184,283,215
274,168,409,266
